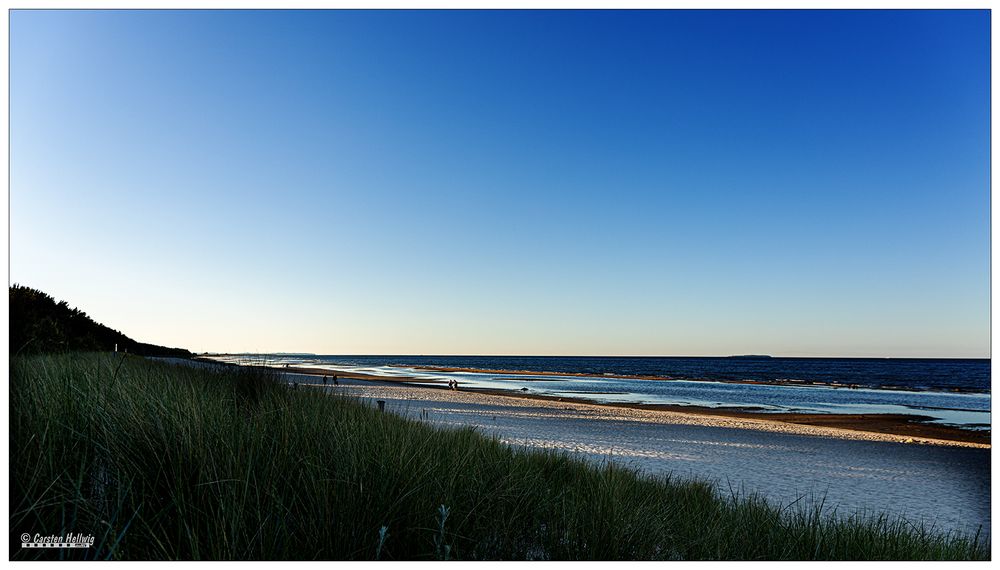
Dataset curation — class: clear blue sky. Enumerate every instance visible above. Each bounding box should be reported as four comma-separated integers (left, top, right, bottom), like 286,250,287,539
10,10,990,357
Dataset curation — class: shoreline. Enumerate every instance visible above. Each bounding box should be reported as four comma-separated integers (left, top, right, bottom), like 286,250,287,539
195,357,990,447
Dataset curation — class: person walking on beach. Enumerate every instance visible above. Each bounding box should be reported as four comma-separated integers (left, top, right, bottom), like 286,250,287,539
333,374,339,386
323,375,328,385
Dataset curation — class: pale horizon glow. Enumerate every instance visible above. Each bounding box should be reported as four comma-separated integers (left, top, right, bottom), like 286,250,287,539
10,10,990,358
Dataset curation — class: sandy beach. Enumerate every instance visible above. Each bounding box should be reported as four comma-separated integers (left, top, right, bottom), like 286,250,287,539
271,369,990,537
175,358,991,536
262,362,989,446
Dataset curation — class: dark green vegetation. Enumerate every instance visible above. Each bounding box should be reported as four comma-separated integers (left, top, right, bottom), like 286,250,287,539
10,285,191,357
11,353,988,560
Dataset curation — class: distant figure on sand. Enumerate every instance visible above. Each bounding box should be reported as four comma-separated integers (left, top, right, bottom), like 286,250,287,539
323,375,328,385
333,374,339,386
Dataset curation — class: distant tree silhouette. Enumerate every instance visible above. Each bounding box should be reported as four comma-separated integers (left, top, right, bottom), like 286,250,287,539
10,284,192,357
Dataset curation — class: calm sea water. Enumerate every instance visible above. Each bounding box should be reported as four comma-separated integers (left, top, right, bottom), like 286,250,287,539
210,355,991,429
228,355,988,391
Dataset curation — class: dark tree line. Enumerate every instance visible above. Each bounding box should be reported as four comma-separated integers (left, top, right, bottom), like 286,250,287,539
10,284,192,358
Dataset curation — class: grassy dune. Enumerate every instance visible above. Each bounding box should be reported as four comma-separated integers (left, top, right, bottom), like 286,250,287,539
10,353,988,560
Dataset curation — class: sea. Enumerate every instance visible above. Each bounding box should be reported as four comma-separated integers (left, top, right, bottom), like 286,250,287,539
208,355,991,430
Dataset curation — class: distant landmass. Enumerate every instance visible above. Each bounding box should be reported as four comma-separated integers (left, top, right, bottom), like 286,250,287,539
9,284,191,357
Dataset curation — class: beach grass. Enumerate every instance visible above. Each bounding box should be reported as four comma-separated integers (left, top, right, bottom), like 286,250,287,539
10,353,989,560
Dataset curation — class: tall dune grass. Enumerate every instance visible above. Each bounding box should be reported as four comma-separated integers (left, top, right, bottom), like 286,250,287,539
10,353,988,560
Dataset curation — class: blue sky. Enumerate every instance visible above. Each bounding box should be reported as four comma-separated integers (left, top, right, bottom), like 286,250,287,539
10,10,990,357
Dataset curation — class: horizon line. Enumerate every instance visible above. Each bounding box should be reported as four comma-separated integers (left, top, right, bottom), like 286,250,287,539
199,352,991,360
